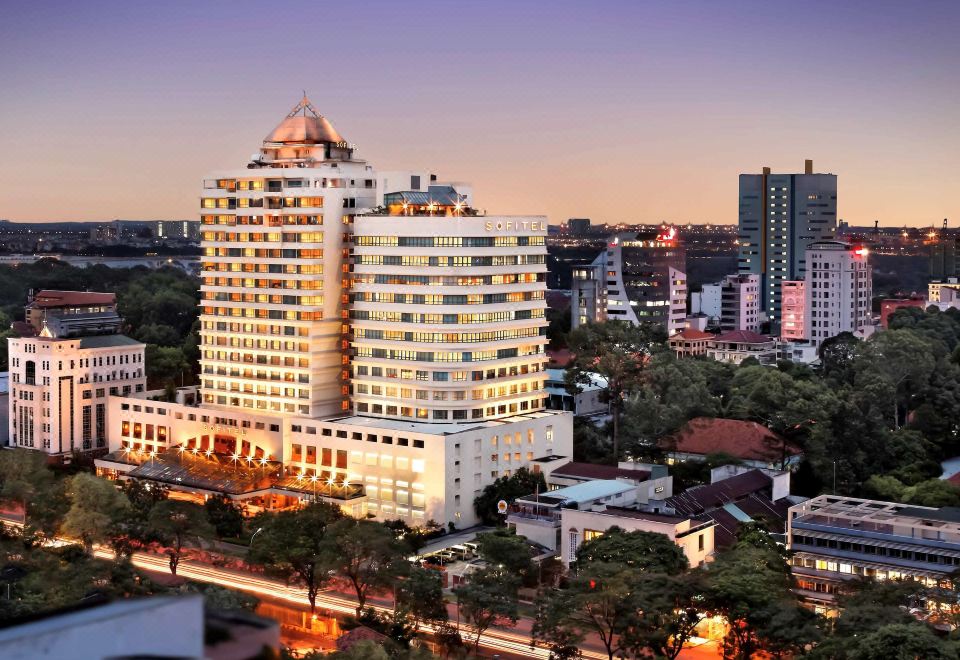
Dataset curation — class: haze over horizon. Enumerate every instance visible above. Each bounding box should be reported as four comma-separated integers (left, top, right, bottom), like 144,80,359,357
2,0,958,227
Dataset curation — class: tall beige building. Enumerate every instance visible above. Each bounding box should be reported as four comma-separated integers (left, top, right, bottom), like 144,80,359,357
199,97,375,418
351,211,550,423
96,98,573,527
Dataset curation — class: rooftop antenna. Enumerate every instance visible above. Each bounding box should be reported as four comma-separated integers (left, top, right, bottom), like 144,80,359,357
286,94,321,119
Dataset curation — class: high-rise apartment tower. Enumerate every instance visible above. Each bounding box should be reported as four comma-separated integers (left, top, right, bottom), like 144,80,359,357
737,160,837,325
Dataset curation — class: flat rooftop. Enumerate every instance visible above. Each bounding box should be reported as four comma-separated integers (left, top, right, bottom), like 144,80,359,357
517,479,634,506
795,495,960,532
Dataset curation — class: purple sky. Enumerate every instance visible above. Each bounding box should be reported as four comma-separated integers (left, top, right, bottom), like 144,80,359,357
2,0,958,226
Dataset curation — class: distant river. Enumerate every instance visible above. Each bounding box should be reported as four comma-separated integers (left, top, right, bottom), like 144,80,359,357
59,256,200,272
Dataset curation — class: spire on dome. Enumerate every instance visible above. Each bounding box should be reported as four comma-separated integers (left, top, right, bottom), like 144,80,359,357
264,94,347,146
287,93,322,119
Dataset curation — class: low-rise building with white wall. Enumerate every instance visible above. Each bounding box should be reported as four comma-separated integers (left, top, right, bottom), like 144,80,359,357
97,393,569,528
561,506,715,567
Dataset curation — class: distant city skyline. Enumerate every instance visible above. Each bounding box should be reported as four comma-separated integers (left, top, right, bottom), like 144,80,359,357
2,0,959,226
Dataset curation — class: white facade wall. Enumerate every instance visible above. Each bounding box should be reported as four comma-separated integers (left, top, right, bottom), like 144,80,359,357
692,283,722,320
561,507,714,568
105,392,569,528
720,273,761,332
350,215,550,424
804,241,872,346
199,160,377,419
570,263,607,329
0,596,205,660
668,267,688,336
8,336,145,455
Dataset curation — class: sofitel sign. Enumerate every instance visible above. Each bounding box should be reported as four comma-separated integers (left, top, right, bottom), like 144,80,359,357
484,220,547,232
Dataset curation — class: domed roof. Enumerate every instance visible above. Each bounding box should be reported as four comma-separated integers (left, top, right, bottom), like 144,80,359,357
263,95,346,145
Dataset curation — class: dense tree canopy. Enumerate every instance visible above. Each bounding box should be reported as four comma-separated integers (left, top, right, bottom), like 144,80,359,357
570,310,960,499
566,320,667,461
473,467,545,525
0,262,199,384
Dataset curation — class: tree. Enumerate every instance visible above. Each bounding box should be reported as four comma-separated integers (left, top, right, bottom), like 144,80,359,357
382,518,432,555
535,561,634,660
566,320,666,461
574,527,689,576
475,529,535,585
620,571,706,660
328,640,390,660
849,623,956,660
818,331,861,386
204,494,244,539
148,500,213,575
473,467,546,525
755,602,822,659
0,449,59,535
61,473,131,553
536,529,692,660
323,518,408,616
533,587,588,659
620,353,727,460
703,541,797,660
454,567,519,654
395,564,448,632
905,478,960,507
856,330,937,430
144,344,189,388
247,502,343,612
120,479,169,516
134,322,182,347
433,621,466,659
186,583,259,611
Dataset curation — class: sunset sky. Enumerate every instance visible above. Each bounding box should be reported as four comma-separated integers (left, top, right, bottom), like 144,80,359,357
2,0,958,227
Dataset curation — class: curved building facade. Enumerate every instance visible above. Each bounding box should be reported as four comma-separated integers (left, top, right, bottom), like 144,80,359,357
350,213,550,422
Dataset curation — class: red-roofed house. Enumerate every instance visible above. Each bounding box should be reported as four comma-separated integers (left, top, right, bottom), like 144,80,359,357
26,290,117,333
669,328,714,358
707,330,777,365
661,417,803,470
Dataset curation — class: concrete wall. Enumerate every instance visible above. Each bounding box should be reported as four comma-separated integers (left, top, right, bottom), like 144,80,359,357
0,596,204,660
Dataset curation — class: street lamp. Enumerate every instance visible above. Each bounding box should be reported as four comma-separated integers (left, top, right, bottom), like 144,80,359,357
249,527,264,547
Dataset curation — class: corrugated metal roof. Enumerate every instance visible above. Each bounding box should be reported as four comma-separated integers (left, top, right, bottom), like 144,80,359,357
517,479,634,505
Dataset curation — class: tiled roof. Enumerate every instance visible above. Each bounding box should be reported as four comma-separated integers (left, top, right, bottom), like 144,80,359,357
670,329,713,341
28,290,115,308
666,469,791,548
667,469,772,515
661,417,802,462
699,508,741,548
711,330,772,344
550,461,650,482
10,321,36,337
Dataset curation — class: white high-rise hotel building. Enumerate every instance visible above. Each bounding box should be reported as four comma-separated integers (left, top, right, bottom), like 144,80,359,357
97,98,572,527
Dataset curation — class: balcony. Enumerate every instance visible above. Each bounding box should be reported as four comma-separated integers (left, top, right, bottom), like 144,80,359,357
507,511,561,527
